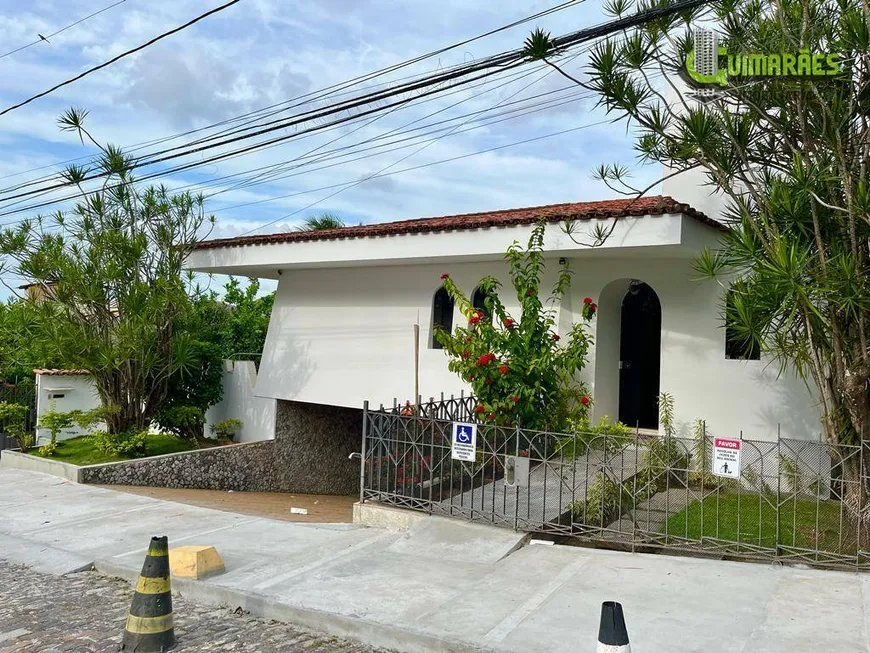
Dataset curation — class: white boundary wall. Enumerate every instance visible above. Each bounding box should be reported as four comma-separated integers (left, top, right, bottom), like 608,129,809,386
34,372,102,444
205,360,276,443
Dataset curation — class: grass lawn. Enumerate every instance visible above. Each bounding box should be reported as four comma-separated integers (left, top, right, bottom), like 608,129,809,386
662,492,857,554
32,432,197,466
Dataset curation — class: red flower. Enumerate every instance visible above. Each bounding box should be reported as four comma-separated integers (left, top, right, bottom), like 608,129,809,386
552,334,561,341
591,303,597,311
503,318,515,327
469,315,481,325
580,396,590,405
498,364,509,374
476,354,490,366
519,449,529,457
583,296,592,305
487,353,496,362
485,377,493,385
510,394,520,403
475,404,485,413
487,412,495,420
466,336,473,343
461,350,470,359
440,273,450,280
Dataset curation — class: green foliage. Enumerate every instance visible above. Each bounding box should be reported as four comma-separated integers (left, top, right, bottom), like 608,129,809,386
297,213,346,231
210,418,242,441
37,409,74,451
0,110,212,434
435,221,595,431
570,0,870,448
39,441,57,457
34,432,193,466
557,415,633,458
0,401,31,452
569,471,635,526
91,428,148,457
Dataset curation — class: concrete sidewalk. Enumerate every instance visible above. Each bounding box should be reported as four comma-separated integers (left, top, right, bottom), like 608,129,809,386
1,468,868,653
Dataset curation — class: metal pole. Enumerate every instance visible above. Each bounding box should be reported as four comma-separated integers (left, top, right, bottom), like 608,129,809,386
413,323,420,412
359,400,369,504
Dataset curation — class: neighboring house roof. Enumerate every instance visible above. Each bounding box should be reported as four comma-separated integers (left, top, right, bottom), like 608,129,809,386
194,195,723,251
33,369,90,376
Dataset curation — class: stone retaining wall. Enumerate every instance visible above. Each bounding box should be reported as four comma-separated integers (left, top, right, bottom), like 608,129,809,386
79,441,277,491
78,400,362,494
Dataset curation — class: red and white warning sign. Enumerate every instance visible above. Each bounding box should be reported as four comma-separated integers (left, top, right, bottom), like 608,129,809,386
712,438,741,479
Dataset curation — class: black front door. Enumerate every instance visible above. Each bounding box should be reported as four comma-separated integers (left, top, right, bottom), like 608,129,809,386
618,282,661,429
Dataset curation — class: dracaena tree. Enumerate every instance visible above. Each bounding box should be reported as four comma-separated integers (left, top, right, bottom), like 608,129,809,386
435,221,597,431
0,109,213,435
524,0,870,509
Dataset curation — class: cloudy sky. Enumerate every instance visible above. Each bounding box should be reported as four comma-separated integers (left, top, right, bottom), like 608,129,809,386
0,0,663,246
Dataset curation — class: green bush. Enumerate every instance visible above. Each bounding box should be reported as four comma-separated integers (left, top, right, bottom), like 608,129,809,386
435,221,595,431
0,401,32,453
91,429,148,457
210,418,242,442
557,416,633,458
569,471,635,526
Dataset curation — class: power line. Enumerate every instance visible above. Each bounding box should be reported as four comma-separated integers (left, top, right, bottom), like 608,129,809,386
0,0,129,60
235,57,569,236
0,0,242,116
0,0,585,186
0,0,711,215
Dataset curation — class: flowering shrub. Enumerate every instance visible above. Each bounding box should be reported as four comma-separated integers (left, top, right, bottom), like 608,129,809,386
435,221,596,431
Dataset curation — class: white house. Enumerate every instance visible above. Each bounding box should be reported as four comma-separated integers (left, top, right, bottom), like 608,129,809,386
187,193,823,445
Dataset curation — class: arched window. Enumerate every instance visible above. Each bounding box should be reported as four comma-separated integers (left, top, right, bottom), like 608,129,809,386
431,287,454,349
471,286,492,322
725,290,761,360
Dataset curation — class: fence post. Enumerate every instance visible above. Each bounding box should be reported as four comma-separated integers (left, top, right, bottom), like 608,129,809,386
359,400,369,505
775,424,781,558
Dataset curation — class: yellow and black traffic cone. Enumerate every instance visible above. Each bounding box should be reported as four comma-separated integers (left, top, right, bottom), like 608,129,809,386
121,536,176,652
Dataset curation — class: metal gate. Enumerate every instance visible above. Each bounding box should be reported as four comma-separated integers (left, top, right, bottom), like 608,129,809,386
360,396,870,570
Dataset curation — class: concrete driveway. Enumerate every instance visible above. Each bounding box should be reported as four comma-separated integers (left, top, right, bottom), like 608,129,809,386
1,467,868,653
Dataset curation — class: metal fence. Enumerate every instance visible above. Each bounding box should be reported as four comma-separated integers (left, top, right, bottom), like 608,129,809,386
0,381,36,450
360,396,870,570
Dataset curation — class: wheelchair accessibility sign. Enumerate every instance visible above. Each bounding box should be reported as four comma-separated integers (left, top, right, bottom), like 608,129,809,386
451,422,477,462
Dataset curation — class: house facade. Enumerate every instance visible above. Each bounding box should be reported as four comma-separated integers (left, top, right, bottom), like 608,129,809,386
187,194,822,444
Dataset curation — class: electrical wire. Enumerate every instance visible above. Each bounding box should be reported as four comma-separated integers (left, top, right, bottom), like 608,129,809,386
0,0,129,60
0,0,586,186
0,0,242,116
0,0,709,203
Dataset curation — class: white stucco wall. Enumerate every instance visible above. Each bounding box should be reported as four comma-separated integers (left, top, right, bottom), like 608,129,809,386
205,360,276,442
254,241,821,442
34,373,102,444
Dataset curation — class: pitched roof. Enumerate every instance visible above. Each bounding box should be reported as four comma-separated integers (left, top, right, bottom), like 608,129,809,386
33,369,90,376
194,195,723,251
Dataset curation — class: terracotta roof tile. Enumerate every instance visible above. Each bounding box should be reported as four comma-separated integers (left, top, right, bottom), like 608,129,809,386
33,369,90,376
194,195,723,251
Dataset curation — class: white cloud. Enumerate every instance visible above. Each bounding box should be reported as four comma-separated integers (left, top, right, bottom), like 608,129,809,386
0,0,666,248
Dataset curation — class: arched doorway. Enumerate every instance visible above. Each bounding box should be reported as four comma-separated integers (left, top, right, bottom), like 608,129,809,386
618,281,661,429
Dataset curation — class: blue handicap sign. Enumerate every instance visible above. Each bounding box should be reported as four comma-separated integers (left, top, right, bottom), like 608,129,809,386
456,426,472,443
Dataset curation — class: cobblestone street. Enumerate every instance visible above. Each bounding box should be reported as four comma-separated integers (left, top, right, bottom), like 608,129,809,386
0,561,380,653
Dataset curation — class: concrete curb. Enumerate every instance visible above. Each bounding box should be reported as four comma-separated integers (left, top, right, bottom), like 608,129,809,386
0,450,81,482
94,558,496,653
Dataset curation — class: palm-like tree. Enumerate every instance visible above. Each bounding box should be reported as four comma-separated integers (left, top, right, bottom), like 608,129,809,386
296,213,346,231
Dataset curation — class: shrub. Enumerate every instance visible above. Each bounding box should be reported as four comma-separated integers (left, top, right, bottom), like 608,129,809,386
569,471,635,526
0,401,32,452
37,410,74,454
557,416,634,458
210,418,242,442
91,429,148,457
435,221,595,431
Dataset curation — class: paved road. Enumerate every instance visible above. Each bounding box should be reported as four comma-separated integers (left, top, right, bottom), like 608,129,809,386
0,561,378,653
